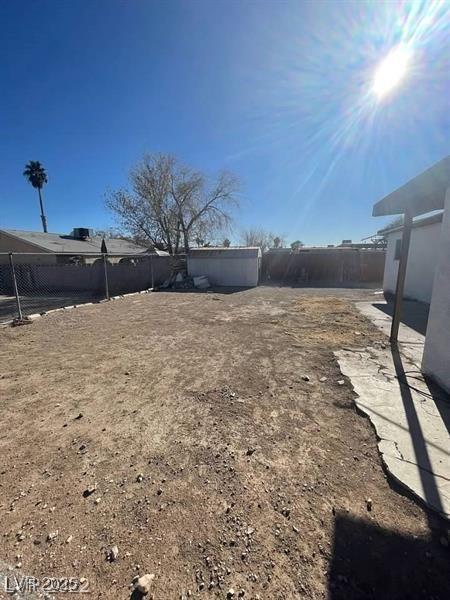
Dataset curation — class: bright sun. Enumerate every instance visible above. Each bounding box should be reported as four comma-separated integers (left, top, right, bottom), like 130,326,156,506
373,45,411,98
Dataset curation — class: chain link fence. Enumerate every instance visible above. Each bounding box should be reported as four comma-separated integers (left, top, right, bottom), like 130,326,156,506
0,253,171,324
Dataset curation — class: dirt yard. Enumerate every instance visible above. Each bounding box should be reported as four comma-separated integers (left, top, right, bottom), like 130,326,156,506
0,287,448,599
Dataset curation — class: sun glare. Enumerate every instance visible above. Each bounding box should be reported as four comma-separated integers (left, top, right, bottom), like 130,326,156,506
373,45,411,99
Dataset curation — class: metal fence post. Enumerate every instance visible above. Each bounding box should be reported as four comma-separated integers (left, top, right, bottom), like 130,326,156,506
150,255,154,289
8,253,23,320
390,209,413,344
103,253,110,300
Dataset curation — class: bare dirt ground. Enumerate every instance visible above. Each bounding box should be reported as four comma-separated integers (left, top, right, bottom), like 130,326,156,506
0,286,448,599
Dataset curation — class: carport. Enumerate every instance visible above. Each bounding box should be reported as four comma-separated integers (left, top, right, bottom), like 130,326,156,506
372,155,450,393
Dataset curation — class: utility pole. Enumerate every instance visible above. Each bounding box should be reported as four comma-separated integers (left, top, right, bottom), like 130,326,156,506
390,209,413,344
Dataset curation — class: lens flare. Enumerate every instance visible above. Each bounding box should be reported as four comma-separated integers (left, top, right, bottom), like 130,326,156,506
373,45,411,99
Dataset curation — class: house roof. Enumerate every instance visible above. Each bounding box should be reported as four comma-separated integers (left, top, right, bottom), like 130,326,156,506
189,247,261,258
373,156,450,217
1,229,148,254
265,247,292,253
377,211,443,236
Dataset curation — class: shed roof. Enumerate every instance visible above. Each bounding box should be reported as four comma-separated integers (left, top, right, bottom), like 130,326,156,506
372,156,450,217
1,229,148,254
189,247,261,258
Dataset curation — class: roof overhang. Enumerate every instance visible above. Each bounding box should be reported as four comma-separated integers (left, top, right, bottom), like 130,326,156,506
372,156,450,217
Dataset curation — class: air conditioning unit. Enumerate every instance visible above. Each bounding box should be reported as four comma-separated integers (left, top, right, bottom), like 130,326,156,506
72,228,92,240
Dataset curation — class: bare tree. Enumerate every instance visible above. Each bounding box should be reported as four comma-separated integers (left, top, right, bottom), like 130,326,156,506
241,228,285,252
106,153,239,254
94,227,128,240
379,215,404,234
272,234,286,248
241,228,272,252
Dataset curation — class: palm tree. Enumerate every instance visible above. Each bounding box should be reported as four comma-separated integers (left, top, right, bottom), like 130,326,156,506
23,161,48,232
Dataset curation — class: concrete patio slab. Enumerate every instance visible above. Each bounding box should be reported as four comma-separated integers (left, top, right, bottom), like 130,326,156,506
336,301,450,519
356,300,426,366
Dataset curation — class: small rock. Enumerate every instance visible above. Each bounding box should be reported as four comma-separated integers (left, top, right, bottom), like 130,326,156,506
366,498,372,511
107,545,119,562
227,590,235,599
245,527,254,536
74,413,83,420
246,448,256,456
337,380,345,386
157,488,163,495
94,497,101,505
66,535,73,544
135,573,155,595
47,531,58,542
136,474,144,483
15,562,22,569
319,376,327,382
82,484,97,498
293,525,299,533
301,375,310,382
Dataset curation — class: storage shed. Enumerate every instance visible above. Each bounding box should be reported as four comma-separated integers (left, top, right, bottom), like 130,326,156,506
187,247,261,287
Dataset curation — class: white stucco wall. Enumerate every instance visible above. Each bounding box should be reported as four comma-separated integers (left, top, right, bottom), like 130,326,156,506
188,257,260,287
383,220,442,304
422,188,450,394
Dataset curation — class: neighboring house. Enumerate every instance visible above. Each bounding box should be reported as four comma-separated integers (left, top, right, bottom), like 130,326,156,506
379,212,443,304
0,228,149,264
188,247,261,287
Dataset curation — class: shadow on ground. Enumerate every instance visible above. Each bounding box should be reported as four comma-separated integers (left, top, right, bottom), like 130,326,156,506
0,292,104,323
328,513,450,599
373,299,430,336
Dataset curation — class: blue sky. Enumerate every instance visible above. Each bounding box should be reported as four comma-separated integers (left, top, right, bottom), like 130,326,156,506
1,0,449,245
